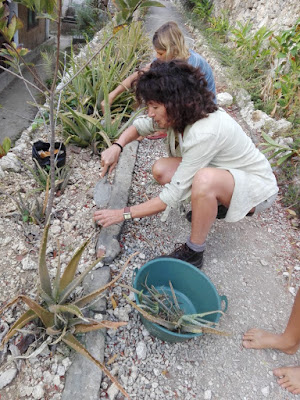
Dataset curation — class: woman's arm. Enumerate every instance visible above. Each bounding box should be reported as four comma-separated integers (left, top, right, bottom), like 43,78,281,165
101,64,151,113
94,196,167,227
100,125,140,177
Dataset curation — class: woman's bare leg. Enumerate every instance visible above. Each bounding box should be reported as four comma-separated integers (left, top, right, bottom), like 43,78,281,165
152,157,181,185
243,288,300,394
243,288,300,353
190,168,235,244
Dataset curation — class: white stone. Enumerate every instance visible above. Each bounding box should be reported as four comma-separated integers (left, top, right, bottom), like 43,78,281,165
0,152,22,172
21,254,37,270
136,341,147,360
43,370,53,384
204,389,212,399
235,88,252,108
289,286,296,296
0,166,4,178
0,367,18,389
53,375,61,386
23,386,33,396
113,305,131,322
261,386,270,397
107,383,119,400
32,383,45,399
217,92,233,106
50,224,61,235
57,365,65,376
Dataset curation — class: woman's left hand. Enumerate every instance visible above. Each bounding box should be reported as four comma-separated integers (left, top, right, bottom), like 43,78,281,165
94,209,124,228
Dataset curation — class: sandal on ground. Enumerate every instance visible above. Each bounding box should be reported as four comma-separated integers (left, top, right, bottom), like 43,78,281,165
146,132,167,140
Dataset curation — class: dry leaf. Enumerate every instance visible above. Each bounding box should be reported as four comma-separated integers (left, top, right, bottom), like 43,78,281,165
111,295,118,309
107,353,118,365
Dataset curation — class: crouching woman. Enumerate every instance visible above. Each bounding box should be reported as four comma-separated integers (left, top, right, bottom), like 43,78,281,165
94,60,278,268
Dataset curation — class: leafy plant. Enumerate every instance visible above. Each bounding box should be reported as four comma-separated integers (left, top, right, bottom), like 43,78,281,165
59,22,150,148
261,132,300,166
0,136,11,158
230,21,273,66
20,158,72,193
190,0,213,19
0,0,162,222
122,281,229,336
73,0,108,40
262,18,300,118
207,10,230,40
112,0,164,27
0,225,138,398
0,189,46,224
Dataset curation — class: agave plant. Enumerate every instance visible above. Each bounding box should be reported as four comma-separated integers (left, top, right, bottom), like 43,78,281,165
0,225,137,398
122,281,230,336
59,22,150,149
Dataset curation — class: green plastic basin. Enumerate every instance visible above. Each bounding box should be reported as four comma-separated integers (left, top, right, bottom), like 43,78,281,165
133,257,228,343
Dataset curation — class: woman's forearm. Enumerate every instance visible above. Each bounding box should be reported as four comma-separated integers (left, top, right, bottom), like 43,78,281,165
129,197,167,218
94,197,167,228
109,71,140,103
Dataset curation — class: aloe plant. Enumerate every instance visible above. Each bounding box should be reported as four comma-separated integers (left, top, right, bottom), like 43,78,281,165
59,22,150,148
0,225,137,398
122,282,230,336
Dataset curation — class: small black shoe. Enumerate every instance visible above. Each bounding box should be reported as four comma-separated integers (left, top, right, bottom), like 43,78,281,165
165,243,204,269
186,205,228,222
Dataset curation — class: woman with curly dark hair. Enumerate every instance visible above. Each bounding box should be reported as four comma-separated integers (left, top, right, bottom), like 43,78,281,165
94,60,278,268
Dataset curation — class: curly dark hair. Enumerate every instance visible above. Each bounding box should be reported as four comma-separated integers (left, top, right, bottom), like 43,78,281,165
135,60,218,133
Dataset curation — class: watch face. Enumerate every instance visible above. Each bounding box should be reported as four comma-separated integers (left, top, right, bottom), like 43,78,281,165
124,213,131,220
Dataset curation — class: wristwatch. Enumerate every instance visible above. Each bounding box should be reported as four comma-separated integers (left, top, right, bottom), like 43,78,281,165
123,207,132,220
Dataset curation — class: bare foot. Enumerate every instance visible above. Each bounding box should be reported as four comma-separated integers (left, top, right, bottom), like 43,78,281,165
273,366,300,394
242,328,298,354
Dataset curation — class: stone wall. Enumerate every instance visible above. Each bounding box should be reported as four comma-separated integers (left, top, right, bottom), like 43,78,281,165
211,0,300,32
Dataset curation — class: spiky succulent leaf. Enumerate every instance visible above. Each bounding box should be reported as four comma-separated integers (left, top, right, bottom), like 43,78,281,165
124,294,176,330
18,295,55,328
181,324,231,336
58,257,102,305
73,252,138,308
62,332,130,398
58,238,90,292
74,320,127,333
49,304,85,319
0,309,37,348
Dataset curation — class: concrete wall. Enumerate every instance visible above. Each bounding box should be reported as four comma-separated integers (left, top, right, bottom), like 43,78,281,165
210,0,300,32
17,4,47,49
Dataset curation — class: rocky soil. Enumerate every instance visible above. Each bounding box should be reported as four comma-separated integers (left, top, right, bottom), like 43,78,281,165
0,118,299,399
0,2,299,398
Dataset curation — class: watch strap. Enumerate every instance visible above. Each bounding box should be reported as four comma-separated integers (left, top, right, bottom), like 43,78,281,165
123,207,132,220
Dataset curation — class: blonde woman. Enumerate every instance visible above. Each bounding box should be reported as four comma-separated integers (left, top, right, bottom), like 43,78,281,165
101,22,216,140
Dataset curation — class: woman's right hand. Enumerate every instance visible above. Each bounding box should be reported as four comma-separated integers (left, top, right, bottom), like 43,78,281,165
100,144,122,178
101,93,114,115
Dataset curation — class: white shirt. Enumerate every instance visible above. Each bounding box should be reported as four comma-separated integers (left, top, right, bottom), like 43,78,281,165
133,109,278,222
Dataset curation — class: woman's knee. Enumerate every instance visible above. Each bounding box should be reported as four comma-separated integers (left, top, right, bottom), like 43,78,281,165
192,168,234,203
192,169,215,196
152,159,166,184
152,157,181,185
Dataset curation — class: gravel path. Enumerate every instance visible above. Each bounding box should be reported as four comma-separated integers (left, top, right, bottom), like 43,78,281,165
0,1,299,399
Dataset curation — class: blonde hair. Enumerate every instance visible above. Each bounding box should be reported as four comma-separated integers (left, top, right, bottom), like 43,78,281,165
152,21,190,60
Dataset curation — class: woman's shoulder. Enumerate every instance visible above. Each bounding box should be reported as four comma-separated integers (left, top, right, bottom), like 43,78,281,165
188,50,207,64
